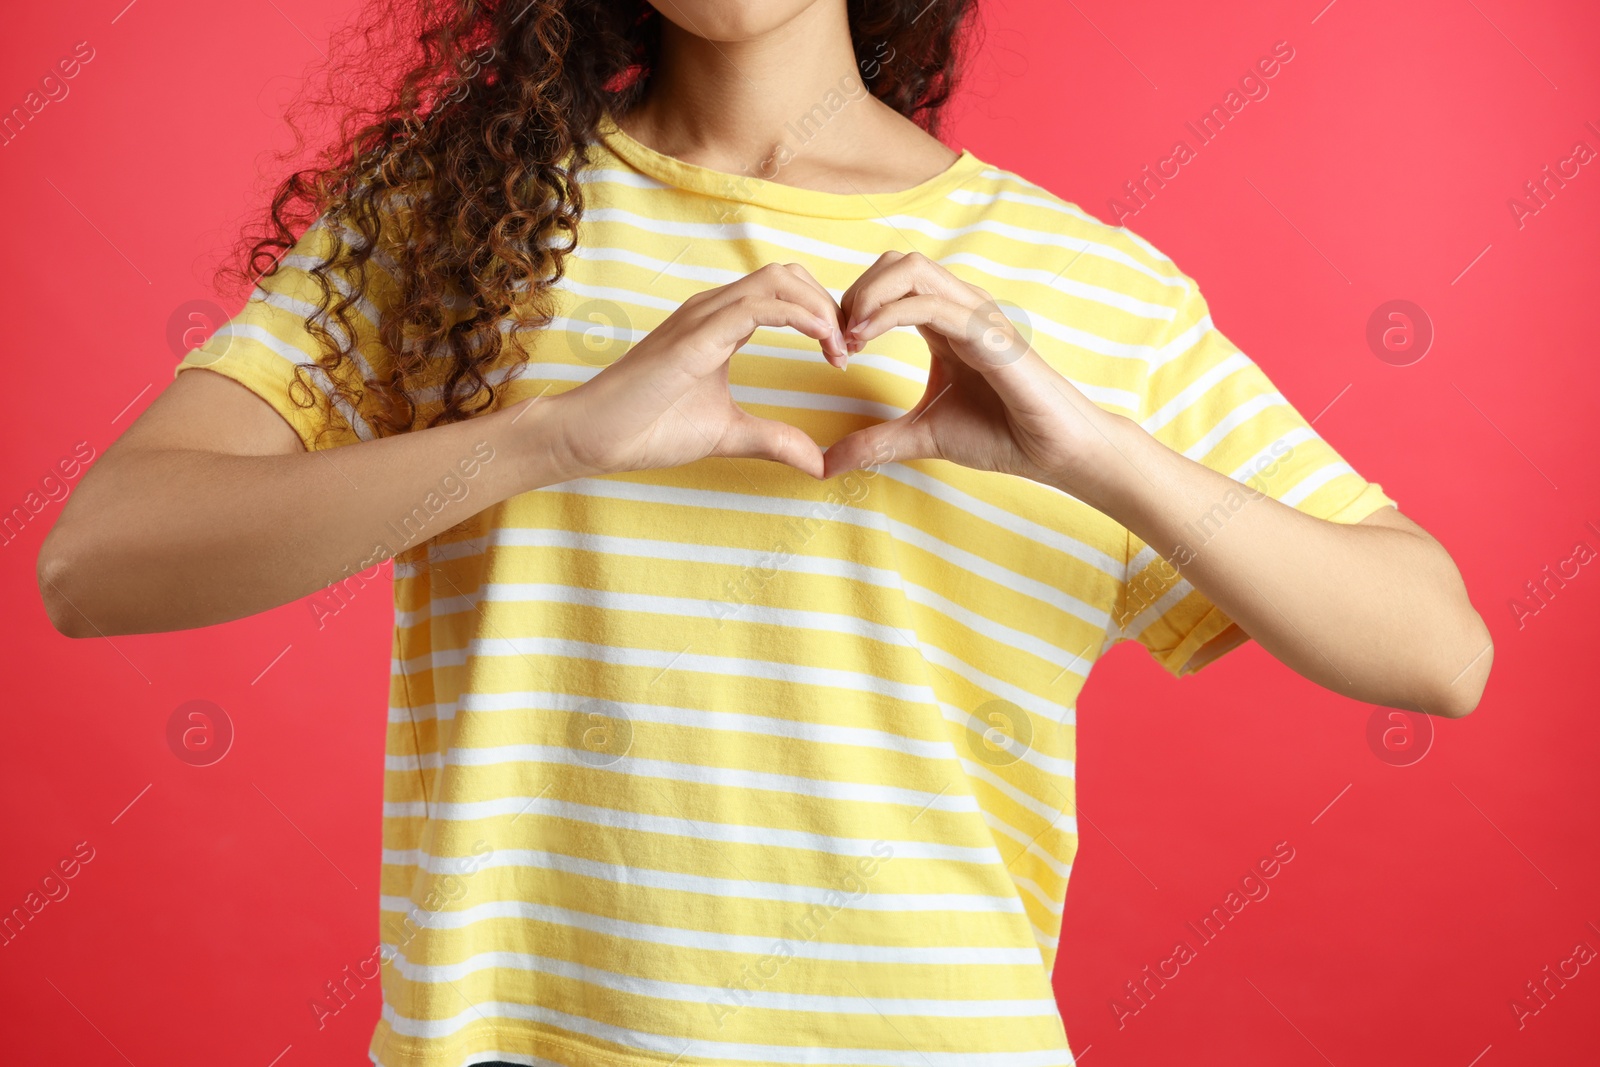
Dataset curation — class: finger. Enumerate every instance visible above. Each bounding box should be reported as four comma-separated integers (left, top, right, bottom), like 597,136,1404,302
778,262,851,368
775,262,846,327
857,294,1056,406
850,294,973,348
842,251,974,346
708,263,849,366
699,295,840,365
856,293,1039,373
822,412,939,478
720,408,826,478
838,250,906,342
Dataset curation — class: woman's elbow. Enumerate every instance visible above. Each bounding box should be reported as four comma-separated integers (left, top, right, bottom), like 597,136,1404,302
1426,614,1493,719
37,527,100,639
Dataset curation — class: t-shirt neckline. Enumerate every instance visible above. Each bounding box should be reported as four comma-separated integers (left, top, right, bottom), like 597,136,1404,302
594,110,986,221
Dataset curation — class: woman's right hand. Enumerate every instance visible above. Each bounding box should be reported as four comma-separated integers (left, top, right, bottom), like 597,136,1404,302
532,262,850,481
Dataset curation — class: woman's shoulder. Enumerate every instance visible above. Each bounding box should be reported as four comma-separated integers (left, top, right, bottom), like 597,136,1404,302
947,154,1193,294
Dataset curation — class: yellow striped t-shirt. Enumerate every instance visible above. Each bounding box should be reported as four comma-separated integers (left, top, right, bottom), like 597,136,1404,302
177,111,1395,1067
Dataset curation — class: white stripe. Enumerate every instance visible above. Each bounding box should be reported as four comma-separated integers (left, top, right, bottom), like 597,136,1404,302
583,207,882,265
382,847,1026,913
389,688,962,759
947,185,1101,227
568,241,748,287
1141,351,1254,435
574,165,671,192
389,740,977,815
1120,556,1197,645
938,703,1077,779
954,175,1173,265
383,945,1059,1018
378,896,1041,965
523,476,1113,627
1229,426,1321,483
982,809,1075,882
1181,392,1291,463
921,642,1075,727
207,321,375,441
1147,312,1213,374
382,794,1002,865
1279,461,1356,507
397,630,1078,733
1011,873,1065,916
939,250,1175,320
401,581,1076,725
378,999,1075,1065
879,462,1118,575
414,634,940,706
397,529,1096,673
547,274,1143,410
868,214,1185,287
958,759,1073,825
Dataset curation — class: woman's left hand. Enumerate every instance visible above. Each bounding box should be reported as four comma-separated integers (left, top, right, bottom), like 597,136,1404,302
821,251,1130,501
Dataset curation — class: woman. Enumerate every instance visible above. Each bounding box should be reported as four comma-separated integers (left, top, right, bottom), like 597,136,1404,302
37,1,1492,1064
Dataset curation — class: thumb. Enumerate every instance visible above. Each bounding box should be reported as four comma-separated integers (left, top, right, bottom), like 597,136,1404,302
719,408,826,478
822,415,936,479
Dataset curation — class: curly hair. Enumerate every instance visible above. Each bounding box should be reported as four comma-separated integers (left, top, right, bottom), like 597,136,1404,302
222,0,977,441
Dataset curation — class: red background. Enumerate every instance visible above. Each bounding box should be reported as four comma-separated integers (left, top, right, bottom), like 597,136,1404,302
2,1,1597,1064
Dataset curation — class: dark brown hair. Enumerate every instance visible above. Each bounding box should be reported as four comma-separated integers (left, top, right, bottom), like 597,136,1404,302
224,0,976,440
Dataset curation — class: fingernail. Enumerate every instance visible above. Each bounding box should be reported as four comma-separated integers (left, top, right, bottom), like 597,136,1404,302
848,321,866,336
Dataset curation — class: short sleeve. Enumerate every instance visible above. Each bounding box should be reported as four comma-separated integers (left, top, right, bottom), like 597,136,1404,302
1116,276,1398,676
174,214,402,452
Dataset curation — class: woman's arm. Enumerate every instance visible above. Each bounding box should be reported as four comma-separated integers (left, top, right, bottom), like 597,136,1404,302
36,368,577,637
39,262,849,637
824,251,1492,718
1063,420,1491,717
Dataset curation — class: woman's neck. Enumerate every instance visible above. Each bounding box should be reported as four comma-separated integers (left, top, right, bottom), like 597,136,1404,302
615,5,959,194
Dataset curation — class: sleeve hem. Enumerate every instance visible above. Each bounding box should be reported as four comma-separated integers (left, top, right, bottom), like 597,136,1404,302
1160,602,1236,677
174,356,324,453
1318,481,1397,525
1156,481,1397,678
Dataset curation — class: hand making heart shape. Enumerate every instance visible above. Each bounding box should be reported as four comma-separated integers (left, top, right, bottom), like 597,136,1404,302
529,253,1125,498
